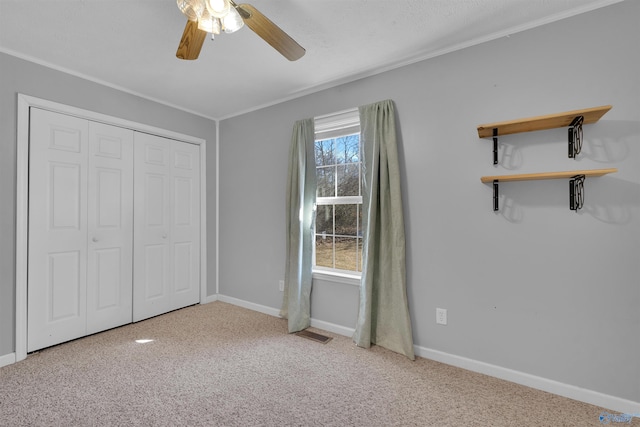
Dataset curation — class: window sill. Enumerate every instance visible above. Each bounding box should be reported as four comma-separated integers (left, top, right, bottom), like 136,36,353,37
312,270,361,287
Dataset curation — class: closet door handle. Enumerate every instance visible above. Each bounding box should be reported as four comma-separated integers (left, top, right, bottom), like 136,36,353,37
162,234,167,239
92,237,98,243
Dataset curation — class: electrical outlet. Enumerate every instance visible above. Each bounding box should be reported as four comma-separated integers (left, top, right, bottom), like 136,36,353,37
436,308,447,325
279,280,285,292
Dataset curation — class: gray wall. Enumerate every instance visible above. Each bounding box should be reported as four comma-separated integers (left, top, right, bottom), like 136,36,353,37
219,1,639,402
0,53,218,357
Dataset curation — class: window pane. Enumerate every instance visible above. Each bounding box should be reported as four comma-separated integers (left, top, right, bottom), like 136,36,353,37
337,163,360,197
335,237,359,271
315,139,335,166
335,204,358,236
315,204,333,235
316,166,335,197
357,238,363,272
335,135,360,164
315,235,334,269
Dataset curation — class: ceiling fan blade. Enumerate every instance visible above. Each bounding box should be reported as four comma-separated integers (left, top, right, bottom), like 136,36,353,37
176,20,207,60
234,3,305,61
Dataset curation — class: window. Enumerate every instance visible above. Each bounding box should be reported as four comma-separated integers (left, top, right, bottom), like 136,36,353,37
313,109,362,277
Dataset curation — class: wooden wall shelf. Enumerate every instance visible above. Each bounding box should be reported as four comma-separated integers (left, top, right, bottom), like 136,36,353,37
478,105,612,163
481,168,617,212
477,105,612,138
480,168,618,184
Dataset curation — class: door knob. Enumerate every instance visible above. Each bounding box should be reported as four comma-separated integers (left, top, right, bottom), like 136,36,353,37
162,234,167,239
92,237,98,242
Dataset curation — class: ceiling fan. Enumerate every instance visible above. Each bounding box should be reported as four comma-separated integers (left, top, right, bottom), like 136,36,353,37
175,0,305,61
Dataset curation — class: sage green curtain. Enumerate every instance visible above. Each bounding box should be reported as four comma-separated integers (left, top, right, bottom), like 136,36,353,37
280,118,316,333
354,100,415,360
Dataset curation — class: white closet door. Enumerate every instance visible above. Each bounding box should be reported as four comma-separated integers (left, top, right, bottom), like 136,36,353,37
28,108,89,352
86,122,134,334
133,132,200,321
170,140,201,310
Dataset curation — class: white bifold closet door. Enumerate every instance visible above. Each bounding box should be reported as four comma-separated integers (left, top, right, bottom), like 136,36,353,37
28,109,201,352
133,132,201,322
28,108,134,352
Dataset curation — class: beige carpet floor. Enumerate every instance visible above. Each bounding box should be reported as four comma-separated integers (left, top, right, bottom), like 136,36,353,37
0,301,635,426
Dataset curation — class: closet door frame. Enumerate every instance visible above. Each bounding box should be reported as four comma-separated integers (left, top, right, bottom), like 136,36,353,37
15,94,209,362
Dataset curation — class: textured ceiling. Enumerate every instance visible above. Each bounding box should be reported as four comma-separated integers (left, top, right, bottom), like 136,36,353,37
0,0,623,120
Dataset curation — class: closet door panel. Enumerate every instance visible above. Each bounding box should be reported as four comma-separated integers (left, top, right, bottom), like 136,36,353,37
86,122,134,334
170,142,200,308
133,132,200,321
133,133,173,321
28,108,89,352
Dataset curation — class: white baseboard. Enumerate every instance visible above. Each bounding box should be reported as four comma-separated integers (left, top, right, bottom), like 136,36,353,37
216,293,640,415
201,294,219,304
413,346,640,415
217,294,356,337
217,294,281,317
0,352,16,368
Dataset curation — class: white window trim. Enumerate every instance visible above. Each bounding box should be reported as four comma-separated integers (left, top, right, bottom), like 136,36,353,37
316,195,363,205
315,108,360,140
312,269,361,287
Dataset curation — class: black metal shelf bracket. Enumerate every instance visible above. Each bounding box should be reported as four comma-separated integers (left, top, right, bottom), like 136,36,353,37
569,174,585,211
491,175,587,212
493,128,498,165
568,115,584,158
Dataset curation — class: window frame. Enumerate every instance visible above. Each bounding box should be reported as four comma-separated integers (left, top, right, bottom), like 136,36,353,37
312,108,362,285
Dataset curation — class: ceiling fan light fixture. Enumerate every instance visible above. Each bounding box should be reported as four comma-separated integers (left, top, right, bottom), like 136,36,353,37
222,6,244,33
176,0,205,21
206,0,231,18
212,17,222,34
198,8,221,34
176,0,305,61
